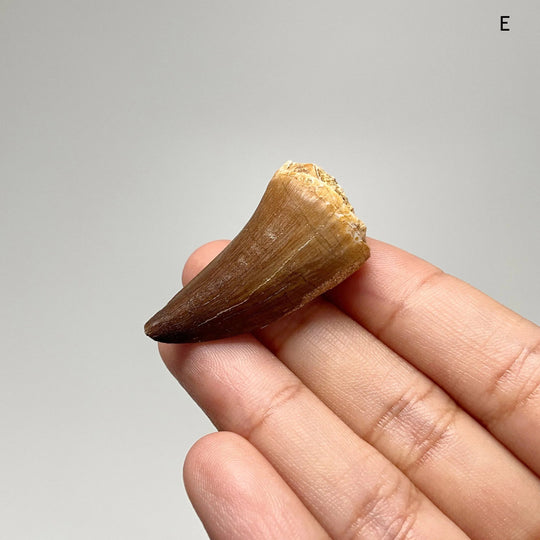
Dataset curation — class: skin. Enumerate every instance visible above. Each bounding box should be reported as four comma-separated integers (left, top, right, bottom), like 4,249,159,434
158,238,540,539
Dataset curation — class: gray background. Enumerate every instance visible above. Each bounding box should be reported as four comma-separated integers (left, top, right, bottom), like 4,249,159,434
1,1,538,538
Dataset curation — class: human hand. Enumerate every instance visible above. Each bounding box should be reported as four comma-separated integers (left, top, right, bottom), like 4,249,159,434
159,238,540,539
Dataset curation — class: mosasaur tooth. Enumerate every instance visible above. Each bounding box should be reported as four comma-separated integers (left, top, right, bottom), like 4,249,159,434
144,161,370,343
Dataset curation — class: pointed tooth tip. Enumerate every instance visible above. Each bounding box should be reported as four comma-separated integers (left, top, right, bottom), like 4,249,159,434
144,317,159,341
144,313,169,342
145,311,196,343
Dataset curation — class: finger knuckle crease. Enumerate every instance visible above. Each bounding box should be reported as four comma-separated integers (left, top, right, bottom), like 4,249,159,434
402,404,458,475
244,380,304,440
377,268,444,338
485,339,540,425
367,382,436,444
344,476,420,540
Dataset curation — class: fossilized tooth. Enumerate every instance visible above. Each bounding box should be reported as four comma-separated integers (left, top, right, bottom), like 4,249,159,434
145,161,370,343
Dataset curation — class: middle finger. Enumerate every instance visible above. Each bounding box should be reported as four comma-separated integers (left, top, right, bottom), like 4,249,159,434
256,297,540,539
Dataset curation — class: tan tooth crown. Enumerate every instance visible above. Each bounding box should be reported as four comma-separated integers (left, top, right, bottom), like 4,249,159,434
144,161,370,343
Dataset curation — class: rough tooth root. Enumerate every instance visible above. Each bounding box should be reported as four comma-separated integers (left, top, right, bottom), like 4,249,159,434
144,161,370,343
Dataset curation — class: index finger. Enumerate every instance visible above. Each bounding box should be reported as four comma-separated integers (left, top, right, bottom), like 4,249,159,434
329,238,540,475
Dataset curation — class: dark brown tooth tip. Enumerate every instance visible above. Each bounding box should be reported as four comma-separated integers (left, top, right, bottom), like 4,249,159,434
144,161,370,343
